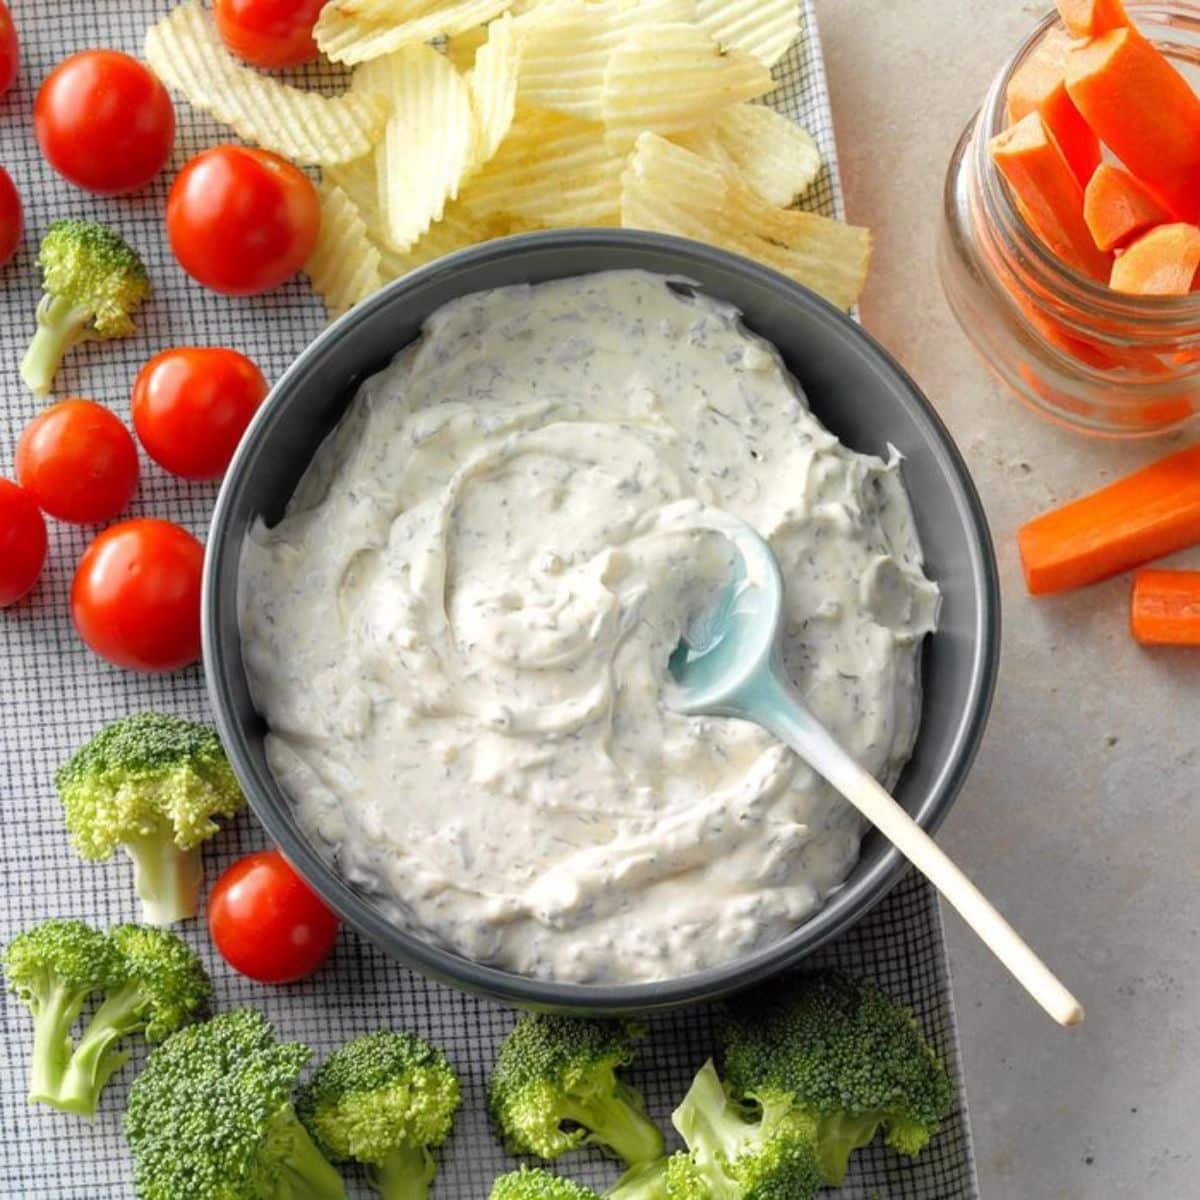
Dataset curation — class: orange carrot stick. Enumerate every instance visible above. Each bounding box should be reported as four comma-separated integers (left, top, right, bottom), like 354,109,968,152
989,113,1112,279
1110,223,1200,295
1066,29,1200,223
1018,444,1200,594
1006,29,1101,187
1056,0,1130,38
1083,164,1173,251
1131,569,1200,645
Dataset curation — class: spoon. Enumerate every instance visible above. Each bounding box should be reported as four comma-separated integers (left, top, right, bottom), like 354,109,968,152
667,515,1084,1028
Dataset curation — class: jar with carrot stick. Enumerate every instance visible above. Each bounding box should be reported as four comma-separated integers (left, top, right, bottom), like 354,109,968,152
940,0,1200,437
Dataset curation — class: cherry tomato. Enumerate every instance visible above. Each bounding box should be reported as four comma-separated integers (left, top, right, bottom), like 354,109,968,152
35,50,175,194
0,479,46,608
167,146,320,296
16,400,139,524
214,0,323,69
0,2,18,98
0,165,20,267
208,850,340,984
71,518,203,672
132,348,268,481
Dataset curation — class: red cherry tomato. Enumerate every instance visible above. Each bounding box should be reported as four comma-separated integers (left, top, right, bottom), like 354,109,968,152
16,400,139,523
132,348,268,481
0,2,18,98
71,518,203,672
214,0,324,69
35,50,175,194
0,479,47,608
0,165,20,267
208,850,340,984
167,146,320,296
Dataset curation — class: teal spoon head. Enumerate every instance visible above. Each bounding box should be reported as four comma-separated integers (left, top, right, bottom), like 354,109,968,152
667,516,784,717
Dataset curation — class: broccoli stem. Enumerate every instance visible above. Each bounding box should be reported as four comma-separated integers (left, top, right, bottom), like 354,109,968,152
28,981,90,1110
20,292,94,397
53,980,144,1117
607,1159,672,1200
268,1106,349,1199
568,1085,665,1166
814,1111,886,1185
364,1144,436,1200
123,830,204,926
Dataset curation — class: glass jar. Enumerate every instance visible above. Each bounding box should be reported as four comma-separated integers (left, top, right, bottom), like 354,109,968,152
940,2,1200,438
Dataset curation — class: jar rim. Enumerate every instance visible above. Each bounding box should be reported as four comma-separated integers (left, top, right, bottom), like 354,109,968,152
978,1,1200,328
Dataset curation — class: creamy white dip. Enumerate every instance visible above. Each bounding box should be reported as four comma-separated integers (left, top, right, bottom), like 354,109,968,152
239,270,938,984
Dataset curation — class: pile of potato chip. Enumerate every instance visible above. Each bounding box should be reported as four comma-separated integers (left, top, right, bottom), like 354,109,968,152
145,0,871,317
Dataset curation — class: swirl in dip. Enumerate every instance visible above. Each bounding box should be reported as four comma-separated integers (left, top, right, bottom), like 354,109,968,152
238,270,938,984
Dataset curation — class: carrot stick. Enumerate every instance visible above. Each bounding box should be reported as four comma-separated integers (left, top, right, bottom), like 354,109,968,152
1110,223,1200,295
1131,569,1200,645
1083,164,1173,251
1018,443,1200,594
1006,29,1101,187
1066,29,1200,223
989,113,1112,279
1056,0,1130,38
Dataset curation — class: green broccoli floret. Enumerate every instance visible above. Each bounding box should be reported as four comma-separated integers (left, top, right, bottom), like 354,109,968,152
60,923,211,1114
124,1008,348,1200
3,919,209,1116
487,1015,664,1167
21,218,150,396
719,971,954,1185
3,919,122,1113
609,1155,710,1200
296,1030,461,1200
56,713,246,926
490,1167,604,1200
488,1161,700,1200
671,1060,822,1200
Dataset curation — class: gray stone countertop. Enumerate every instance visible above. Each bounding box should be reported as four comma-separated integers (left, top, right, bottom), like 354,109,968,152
813,2,1199,1196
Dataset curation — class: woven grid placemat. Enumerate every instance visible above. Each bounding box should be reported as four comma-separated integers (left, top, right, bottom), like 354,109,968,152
0,3,979,1195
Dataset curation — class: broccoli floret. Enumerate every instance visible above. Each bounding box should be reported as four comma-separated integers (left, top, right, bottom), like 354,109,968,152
21,218,150,396
3,919,209,1115
296,1030,461,1200
124,1008,348,1200
609,1155,710,1200
3,919,122,1113
487,1015,664,1167
671,1060,822,1200
56,713,246,926
60,923,211,1114
719,971,954,1185
490,1167,603,1200
488,1161,699,1200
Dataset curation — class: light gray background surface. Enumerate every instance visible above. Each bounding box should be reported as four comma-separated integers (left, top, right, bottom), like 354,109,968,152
814,3,1199,1197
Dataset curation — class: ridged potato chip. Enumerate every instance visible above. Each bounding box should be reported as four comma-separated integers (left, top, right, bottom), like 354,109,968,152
695,0,802,68
621,132,870,309
679,103,821,207
601,22,773,150
443,24,490,71
513,0,696,121
145,3,388,165
316,0,513,65
332,0,437,19
379,201,527,276
469,13,522,163
308,184,384,317
355,44,479,249
461,107,622,226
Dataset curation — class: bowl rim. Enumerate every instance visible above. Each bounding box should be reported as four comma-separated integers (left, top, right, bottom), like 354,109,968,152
203,228,1001,1012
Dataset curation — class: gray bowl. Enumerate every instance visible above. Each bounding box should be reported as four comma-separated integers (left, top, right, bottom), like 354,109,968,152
204,229,999,1013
